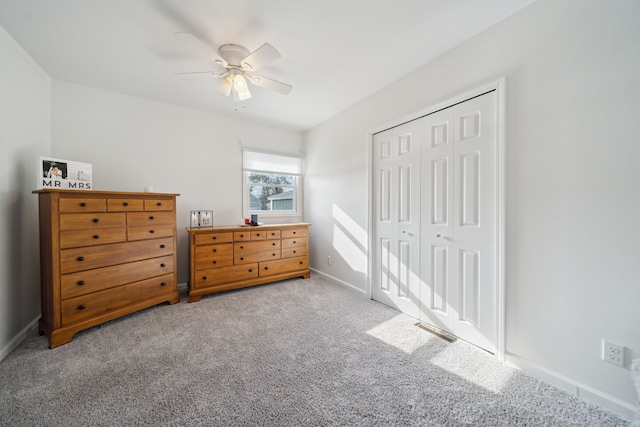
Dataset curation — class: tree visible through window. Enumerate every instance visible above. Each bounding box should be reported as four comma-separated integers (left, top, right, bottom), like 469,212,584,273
243,150,302,216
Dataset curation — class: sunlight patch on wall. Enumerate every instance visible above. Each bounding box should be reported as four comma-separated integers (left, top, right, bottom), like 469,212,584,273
331,203,367,273
366,314,436,354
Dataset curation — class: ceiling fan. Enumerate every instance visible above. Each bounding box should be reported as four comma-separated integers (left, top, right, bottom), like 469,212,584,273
174,33,293,102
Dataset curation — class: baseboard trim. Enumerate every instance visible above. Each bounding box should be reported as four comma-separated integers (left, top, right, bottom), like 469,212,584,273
506,353,638,421
309,268,366,295
0,316,40,363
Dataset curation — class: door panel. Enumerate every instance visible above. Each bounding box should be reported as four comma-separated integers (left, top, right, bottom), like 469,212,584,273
372,121,422,318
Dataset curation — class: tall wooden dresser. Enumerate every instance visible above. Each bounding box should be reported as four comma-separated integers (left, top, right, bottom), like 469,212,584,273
33,189,180,348
187,223,310,302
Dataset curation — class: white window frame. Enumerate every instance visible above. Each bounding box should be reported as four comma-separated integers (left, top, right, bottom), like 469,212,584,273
242,150,303,218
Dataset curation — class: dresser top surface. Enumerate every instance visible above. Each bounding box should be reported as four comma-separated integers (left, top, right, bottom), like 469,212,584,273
186,223,310,234
33,189,180,197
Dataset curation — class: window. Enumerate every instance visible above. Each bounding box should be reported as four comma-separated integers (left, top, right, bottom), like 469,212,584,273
243,150,302,217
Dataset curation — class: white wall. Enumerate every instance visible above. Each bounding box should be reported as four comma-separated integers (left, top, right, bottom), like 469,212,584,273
51,81,303,285
304,0,640,418
0,26,51,358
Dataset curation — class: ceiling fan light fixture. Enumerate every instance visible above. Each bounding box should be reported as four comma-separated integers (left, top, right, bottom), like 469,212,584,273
232,73,251,100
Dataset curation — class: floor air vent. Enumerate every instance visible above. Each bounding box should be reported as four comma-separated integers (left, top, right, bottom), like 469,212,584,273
415,323,457,343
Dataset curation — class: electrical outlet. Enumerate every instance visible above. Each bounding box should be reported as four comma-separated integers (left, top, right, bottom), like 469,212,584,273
327,256,332,266
602,340,625,367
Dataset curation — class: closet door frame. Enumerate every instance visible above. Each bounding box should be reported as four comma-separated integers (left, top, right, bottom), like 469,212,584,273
367,78,506,360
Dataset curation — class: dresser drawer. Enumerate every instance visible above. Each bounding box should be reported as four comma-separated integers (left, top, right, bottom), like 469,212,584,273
60,213,126,231
194,263,259,288
266,230,281,240
128,224,174,241
194,232,233,245
234,240,281,264
61,255,175,299
282,236,307,249
234,231,251,241
144,199,174,211
260,256,308,277
59,198,106,213
250,231,267,240
281,228,308,239
60,237,174,274
127,211,174,227
282,246,308,259
107,198,144,212
60,227,126,249
195,244,233,270
61,273,175,325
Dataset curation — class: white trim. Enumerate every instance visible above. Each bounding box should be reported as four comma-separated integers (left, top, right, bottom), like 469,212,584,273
0,316,40,362
506,353,638,422
310,268,367,295
367,78,507,359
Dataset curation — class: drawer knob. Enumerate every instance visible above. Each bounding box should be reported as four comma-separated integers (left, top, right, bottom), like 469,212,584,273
272,243,276,246
240,246,244,249
271,232,275,236
264,266,269,270
202,276,207,280
150,229,155,234
213,261,217,264
293,250,297,254
78,304,86,310
213,249,217,253
293,231,297,235
240,257,244,261
160,263,166,268
161,282,167,287
78,280,85,286
160,244,166,249
124,202,129,206
77,256,85,261
272,253,276,256
300,261,303,265
157,202,162,206
93,235,100,239
213,236,217,240
293,241,296,244
240,234,244,238
249,269,253,273
93,218,99,223
80,202,87,207
256,233,261,236
149,216,155,220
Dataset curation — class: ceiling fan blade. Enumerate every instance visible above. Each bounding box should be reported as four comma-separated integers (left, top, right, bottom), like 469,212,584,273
175,71,226,77
247,75,293,95
241,43,281,71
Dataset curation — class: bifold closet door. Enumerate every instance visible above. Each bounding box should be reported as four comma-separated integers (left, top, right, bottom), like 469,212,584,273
372,120,422,319
420,92,497,353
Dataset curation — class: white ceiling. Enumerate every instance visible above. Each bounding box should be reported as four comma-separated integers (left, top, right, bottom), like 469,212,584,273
0,0,536,131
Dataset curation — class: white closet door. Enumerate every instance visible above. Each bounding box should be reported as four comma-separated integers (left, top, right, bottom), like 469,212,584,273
372,121,422,319
420,92,497,352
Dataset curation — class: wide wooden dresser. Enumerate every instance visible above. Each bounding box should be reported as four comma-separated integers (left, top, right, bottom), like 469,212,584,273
33,189,180,348
187,223,310,302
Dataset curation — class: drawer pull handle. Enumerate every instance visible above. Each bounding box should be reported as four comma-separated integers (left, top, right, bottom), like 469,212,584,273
300,261,303,265
213,261,217,264
149,216,155,220
93,235,100,239
264,266,269,270
271,232,275,236
272,243,276,246
256,233,261,236
202,276,207,280
150,229,155,234
240,257,244,261
124,202,129,206
213,249,217,253
213,236,217,240
272,253,276,256
78,304,86,310
160,263,166,268
77,256,85,261
160,244,166,248
293,231,297,235
78,280,85,286
249,269,253,273
293,250,297,254
240,246,244,249
161,282,167,287
157,202,162,206
240,234,244,238
293,241,296,244
80,202,87,207
93,218,99,223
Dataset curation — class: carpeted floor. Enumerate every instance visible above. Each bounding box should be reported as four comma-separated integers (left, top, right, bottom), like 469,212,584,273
0,275,628,426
